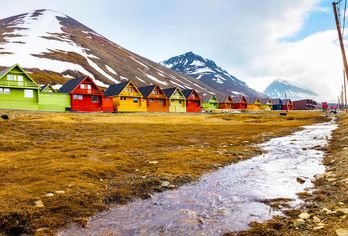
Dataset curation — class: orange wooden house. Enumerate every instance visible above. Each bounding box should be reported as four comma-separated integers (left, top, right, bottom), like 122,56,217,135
138,85,169,112
217,95,233,109
182,89,201,113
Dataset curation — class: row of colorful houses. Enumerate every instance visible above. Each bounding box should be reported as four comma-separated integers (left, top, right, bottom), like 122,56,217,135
0,64,295,113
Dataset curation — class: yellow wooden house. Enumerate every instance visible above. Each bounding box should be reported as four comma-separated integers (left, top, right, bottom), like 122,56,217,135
104,80,147,112
245,97,261,110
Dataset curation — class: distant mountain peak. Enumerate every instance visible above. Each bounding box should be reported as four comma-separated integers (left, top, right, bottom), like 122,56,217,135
264,79,318,100
161,52,262,97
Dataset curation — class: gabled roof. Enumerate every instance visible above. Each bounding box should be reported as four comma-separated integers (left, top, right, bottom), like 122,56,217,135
40,84,56,92
202,94,217,103
271,98,283,105
231,95,246,103
162,88,177,98
58,77,85,93
216,94,232,103
182,89,192,98
182,89,200,99
138,85,157,98
0,64,39,87
104,80,141,97
260,98,272,105
162,87,185,99
245,97,260,104
104,81,128,97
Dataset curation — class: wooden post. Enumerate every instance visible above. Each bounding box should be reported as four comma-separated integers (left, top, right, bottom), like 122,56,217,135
333,2,348,84
344,70,348,111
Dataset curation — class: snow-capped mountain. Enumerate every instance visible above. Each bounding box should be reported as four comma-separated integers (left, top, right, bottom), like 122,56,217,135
0,9,220,96
161,52,262,97
264,79,318,100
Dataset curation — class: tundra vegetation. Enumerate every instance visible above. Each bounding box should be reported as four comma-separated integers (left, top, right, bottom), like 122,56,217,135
0,111,326,235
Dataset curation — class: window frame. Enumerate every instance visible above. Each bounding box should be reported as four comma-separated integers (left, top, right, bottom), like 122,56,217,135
92,95,99,103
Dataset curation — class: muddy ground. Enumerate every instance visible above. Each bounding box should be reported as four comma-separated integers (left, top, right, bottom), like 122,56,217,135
0,111,325,235
227,113,348,236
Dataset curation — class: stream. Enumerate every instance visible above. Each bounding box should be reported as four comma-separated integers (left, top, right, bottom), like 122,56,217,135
59,119,337,236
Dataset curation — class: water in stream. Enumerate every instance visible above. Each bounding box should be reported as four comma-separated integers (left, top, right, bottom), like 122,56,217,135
60,120,337,236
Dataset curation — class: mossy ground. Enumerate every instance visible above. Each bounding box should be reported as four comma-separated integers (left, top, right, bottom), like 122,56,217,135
0,110,326,235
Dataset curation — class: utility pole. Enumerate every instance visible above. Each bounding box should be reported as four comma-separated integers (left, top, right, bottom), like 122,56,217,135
333,2,348,84
344,70,348,111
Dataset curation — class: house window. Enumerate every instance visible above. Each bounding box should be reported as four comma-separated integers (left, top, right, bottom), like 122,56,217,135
4,88,10,94
179,100,182,104
153,90,159,95
87,84,91,90
171,99,174,102
133,98,139,103
73,94,83,100
92,96,99,103
150,98,155,103
7,74,14,81
0,88,3,94
159,99,164,104
121,96,126,101
24,89,33,98
17,76,23,81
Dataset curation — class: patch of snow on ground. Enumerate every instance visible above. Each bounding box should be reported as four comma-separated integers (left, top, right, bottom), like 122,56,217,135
190,60,205,67
143,73,168,86
136,76,145,83
130,56,149,69
216,78,224,84
105,65,118,75
169,80,185,89
86,58,118,83
194,67,214,73
52,84,63,90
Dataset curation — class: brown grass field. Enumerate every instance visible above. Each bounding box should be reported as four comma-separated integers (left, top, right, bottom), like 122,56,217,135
0,110,327,235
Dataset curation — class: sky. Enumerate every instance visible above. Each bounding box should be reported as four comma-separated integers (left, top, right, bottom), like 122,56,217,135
0,0,346,101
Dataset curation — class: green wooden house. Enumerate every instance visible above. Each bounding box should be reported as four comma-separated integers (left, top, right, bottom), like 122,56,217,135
38,84,71,112
201,94,218,110
163,87,186,113
0,64,40,110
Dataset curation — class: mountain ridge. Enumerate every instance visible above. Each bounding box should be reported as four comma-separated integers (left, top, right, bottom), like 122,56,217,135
161,52,263,97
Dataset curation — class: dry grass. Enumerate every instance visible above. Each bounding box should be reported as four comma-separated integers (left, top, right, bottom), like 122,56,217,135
0,110,326,235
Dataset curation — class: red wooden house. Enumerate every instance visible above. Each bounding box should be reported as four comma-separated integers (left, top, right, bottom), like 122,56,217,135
138,84,169,112
182,89,202,113
281,99,294,111
59,76,112,112
231,96,247,109
217,95,233,109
